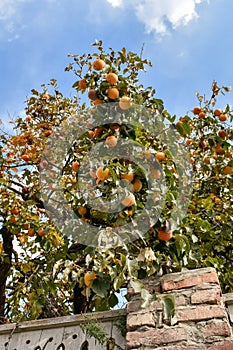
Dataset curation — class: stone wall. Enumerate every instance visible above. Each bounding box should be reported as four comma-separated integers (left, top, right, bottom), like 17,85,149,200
126,267,233,350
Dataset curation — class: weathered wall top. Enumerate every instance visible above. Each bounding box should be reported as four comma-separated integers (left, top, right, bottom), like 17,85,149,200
0,309,126,350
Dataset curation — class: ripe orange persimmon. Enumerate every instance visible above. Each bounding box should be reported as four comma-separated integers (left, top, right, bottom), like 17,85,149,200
11,207,19,215
198,140,207,149
185,138,193,146
22,187,29,194
110,124,120,131
96,167,110,183
214,144,225,155
156,152,166,161
23,223,30,230
121,173,134,182
150,168,161,179
26,116,32,122
204,157,211,164
37,229,45,237
84,271,96,287
92,58,105,71
78,79,87,90
93,99,104,106
214,108,222,116
71,178,77,185
119,96,131,110
42,93,50,100
88,130,95,138
27,228,35,237
198,111,206,119
94,127,103,137
106,135,117,147
144,150,152,159
219,114,227,122
43,130,53,137
78,206,87,216
21,154,31,162
133,178,142,192
158,230,173,241
223,165,232,175
218,130,227,140
39,160,49,169
11,216,18,223
88,89,97,100
225,151,232,158
92,98,104,106
106,72,118,85
121,194,136,207
71,161,80,172
193,106,202,115
107,87,119,100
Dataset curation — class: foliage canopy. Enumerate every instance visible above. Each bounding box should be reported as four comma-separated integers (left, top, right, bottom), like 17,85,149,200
0,41,232,323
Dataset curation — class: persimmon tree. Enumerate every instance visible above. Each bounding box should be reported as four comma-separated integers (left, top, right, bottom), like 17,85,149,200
0,41,232,323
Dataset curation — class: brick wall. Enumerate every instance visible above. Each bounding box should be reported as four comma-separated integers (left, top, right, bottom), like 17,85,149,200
126,267,233,350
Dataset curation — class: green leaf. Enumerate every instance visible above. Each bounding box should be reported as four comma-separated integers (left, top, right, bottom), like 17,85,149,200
160,295,177,325
109,293,118,308
72,81,79,88
113,273,125,291
92,278,109,298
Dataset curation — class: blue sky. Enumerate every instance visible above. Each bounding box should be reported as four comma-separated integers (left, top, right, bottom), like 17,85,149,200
1,0,233,124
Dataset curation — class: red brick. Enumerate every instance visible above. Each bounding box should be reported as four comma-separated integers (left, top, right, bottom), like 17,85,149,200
205,341,233,350
142,277,161,293
201,320,231,338
127,311,156,330
162,271,219,292
191,289,221,305
126,327,187,348
175,294,188,306
128,277,161,297
126,332,140,349
127,299,142,313
177,305,226,322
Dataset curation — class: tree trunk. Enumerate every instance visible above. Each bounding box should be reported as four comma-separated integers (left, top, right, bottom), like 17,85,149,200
0,225,13,324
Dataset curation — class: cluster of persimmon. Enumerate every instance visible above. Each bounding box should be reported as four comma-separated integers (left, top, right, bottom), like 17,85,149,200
2,117,55,168
192,106,228,122
9,203,46,240
64,56,172,240
75,162,138,221
176,106,233,176
78,58,131,110
68,127,171,240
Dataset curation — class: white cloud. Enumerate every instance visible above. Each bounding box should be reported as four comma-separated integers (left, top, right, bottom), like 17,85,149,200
0,0,55,40
0,0,32,40
106,0,124,7
106,0,209,35
0,0,28,21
